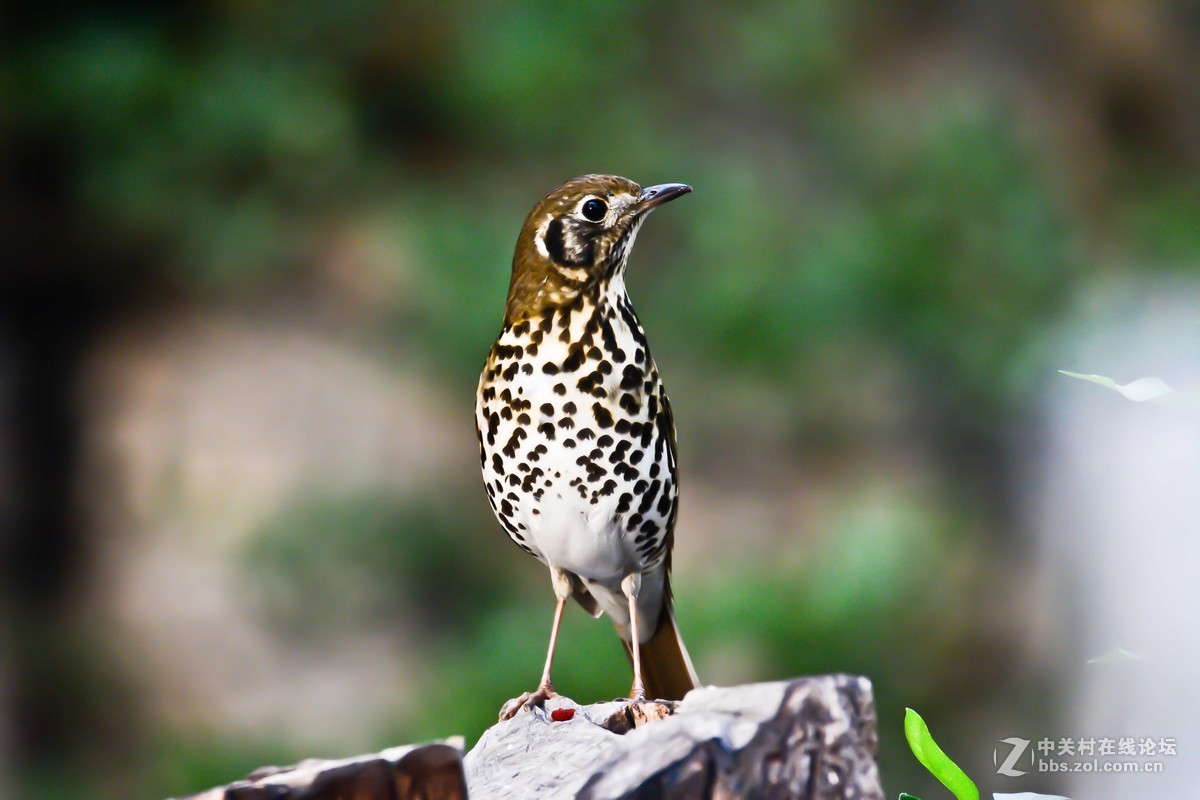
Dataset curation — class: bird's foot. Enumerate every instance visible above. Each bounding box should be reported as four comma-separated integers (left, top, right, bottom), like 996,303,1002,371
499,682,558,721
599,696,678,733
626,697,675,726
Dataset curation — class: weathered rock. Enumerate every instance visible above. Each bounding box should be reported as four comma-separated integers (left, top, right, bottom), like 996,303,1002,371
173,675,882,800
175,739,467,800
465,674,883,799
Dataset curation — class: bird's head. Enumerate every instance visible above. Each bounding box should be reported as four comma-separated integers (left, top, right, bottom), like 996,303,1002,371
504,174,691,324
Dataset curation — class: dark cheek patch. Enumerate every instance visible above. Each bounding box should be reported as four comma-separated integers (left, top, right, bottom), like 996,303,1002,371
544,218,568,264
543,217,595,267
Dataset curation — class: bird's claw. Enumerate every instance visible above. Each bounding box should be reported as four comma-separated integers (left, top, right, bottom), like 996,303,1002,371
598,697,678,733
499,684,558,720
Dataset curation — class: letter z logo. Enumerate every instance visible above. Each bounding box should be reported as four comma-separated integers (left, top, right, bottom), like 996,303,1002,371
995,737,1032,777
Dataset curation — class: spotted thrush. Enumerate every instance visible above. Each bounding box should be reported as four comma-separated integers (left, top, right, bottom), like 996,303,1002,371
475,175,699,719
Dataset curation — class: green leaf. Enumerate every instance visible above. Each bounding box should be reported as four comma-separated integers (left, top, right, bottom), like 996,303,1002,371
1058,371,1200,407
903,708,979,800
899,794,923,800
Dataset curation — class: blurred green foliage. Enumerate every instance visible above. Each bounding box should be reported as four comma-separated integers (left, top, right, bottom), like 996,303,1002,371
5,1,1200,799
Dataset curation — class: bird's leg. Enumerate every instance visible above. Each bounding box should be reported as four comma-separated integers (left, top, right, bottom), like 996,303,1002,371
621,572,646,702
499,569,570,720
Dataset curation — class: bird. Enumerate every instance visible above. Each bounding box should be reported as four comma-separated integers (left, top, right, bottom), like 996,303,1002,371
475,174,700,719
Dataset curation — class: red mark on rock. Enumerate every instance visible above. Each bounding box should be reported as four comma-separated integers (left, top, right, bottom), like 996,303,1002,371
550,708,575,722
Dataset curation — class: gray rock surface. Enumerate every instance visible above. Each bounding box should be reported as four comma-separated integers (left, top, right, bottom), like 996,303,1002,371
465,675,883,799
174,739,467,800
172,675,882,799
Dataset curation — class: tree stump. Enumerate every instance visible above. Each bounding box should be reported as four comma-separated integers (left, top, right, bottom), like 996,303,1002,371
175,675,883,799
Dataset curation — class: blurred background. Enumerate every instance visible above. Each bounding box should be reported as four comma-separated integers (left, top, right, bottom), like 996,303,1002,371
3,2,1200,798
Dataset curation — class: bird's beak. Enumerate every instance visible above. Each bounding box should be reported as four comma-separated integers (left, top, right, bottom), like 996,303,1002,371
636,183,692,212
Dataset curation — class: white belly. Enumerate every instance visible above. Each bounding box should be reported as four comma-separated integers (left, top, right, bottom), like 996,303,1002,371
523,483,632,582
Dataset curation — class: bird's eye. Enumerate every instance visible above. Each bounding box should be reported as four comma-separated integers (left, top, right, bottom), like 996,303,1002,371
581,198,607,222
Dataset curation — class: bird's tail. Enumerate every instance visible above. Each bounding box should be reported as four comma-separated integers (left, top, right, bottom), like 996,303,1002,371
621,597,699,702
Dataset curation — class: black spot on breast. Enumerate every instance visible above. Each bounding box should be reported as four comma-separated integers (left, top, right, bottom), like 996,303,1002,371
620,365,642,391
542,362,559,375
592,403,614,428
620,393,640,414
577,373,606,400
578,427,594,440
597,434,614,448
521,363,533,375
491,454,505,474
562,344,585,372
598,360,613,375
609,440,632,461
502,428,527,458
503,362,518,381
638,480,662,514
600,315,619,353
517,413,531,425
538,422,556,441
553,382,567,395
540,403,554,416
558,416,574,429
